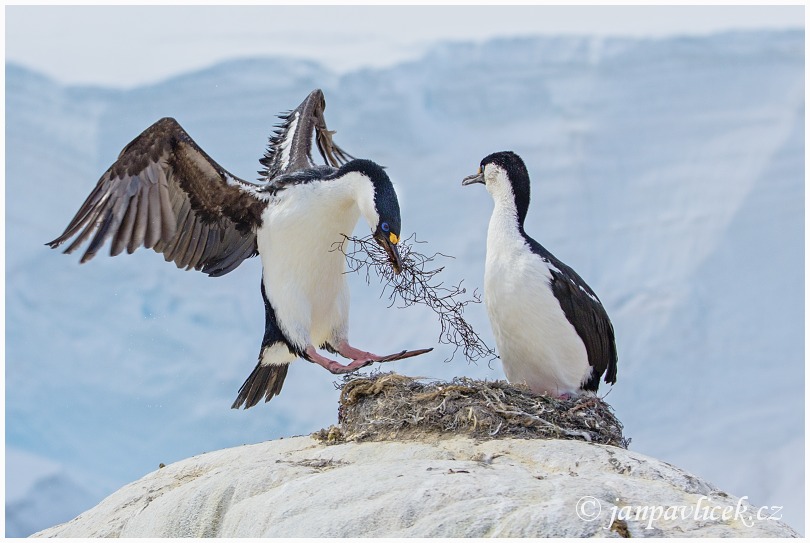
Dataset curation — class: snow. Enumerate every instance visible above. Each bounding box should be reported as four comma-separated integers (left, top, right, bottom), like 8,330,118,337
4,448,101,538
5,30,804,535
30,436,800,538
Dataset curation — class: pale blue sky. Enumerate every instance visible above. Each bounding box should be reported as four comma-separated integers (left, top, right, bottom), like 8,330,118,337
5,5,804,88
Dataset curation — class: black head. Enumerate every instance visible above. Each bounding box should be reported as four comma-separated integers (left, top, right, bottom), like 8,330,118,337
462,151,531,226
338,159,403,273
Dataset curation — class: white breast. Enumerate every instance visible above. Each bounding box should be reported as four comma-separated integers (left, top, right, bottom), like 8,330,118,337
257,180,361,350
484,207,591,396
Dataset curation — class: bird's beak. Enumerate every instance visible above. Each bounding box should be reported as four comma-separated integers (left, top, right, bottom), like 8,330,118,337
375,231,403,274
386,239,403,275
462,171,485,186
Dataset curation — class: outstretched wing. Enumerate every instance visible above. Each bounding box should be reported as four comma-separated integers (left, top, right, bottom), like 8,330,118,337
47,117,266,277
258,88,353,181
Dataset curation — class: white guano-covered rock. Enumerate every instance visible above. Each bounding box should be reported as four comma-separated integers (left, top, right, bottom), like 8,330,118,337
32,436,799,538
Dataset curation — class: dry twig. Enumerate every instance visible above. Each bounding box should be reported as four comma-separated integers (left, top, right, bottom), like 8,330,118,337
333,234,497,363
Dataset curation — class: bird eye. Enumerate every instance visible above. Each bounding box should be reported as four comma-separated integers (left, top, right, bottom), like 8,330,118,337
381,222,390,232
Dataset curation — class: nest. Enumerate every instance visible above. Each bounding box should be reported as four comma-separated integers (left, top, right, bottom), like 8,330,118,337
314,372,629,449
334,234,497,363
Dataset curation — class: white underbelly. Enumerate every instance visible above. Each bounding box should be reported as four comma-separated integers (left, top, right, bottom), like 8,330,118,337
257,193,360,349
485,251,591,396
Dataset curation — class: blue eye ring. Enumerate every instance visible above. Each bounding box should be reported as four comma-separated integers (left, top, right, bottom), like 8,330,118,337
381,222,390,232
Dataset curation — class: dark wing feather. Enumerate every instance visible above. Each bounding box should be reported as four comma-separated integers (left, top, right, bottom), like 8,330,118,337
529,240,618,390
47,117,265,276
548,267,618,390
258,88,354,181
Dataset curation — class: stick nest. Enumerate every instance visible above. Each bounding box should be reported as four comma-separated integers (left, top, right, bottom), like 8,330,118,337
334,234,496,363
313,372,629,449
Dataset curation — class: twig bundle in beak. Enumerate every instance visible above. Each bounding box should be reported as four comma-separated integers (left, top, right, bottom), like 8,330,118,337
333,234,497,363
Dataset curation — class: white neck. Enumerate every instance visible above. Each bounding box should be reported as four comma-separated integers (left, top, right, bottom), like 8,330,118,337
488,207,524,257
341,172,379,231
486,178,523,248
485,166,521,225
283,171,379,228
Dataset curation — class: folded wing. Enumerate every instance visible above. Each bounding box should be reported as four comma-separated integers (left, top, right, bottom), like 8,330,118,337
547,261,618,390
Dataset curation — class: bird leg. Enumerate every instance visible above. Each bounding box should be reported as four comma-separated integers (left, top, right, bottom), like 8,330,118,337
304,346,374,375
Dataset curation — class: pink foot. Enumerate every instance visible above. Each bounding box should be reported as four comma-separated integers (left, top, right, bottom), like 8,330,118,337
305,346,373,375
335,340,382,362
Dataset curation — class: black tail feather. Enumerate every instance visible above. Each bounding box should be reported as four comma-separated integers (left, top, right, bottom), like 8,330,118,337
231,362,289,409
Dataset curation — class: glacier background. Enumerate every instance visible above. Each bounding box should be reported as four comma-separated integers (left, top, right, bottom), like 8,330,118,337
5,30,804,535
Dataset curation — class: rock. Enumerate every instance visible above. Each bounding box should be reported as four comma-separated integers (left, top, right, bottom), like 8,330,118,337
32,436,799,537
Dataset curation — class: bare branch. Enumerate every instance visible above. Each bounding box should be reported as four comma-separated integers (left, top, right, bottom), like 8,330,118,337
332,234,497,364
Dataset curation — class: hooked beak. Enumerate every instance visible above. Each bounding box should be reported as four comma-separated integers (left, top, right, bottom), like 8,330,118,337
375,232,403,274
462,171,485,186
